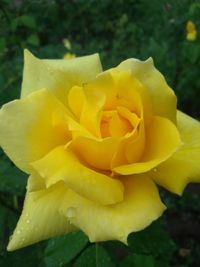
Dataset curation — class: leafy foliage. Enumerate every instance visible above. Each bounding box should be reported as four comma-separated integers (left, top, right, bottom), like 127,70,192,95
0,0,200,266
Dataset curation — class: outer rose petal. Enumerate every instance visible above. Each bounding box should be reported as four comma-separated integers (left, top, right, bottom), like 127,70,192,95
113,116,182,175
31,146,124,205
0,89,70,173
149,111,200,194
21,50,102,106
117,58,177,123
60,175,166,244
7,177,75,251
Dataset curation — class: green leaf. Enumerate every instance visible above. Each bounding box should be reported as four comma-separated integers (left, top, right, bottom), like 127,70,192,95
10,18,19,31
20,15,36,29
121,254,170,267
0,38,6,53
0,204,18,251
128,220,177,260
44,231,88,267
0,151,27,195
189,3,200,16
75,244,114,267
121,254,156,267
27,34,40,46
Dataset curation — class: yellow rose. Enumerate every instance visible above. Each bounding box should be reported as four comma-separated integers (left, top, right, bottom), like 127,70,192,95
0,50,200,251
186,20,197,41
63,52,76,59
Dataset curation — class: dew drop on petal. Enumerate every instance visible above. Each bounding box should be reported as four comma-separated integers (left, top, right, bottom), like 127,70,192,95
66,207,76,218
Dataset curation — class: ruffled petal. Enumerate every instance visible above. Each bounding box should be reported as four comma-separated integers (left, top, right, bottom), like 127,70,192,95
7,178,74,251
0,89,70,173
113,116,181,175
60,175,166,243
31,146,124,205
149,111,200,194
118,58,177,123
21,50,102,105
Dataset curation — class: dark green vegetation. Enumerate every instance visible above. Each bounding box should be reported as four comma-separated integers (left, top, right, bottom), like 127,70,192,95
0,0,200,266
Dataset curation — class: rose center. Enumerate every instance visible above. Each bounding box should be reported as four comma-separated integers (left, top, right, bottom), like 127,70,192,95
100,106,139,138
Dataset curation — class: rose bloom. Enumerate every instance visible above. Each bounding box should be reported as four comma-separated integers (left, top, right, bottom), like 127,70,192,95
186,20,197,41
0,51,200,251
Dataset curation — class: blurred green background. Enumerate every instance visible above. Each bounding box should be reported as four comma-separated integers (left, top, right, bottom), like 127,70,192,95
0,0,200,266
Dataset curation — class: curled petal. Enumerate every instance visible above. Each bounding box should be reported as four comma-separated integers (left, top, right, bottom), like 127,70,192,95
149,111,200,194
118,58,177,123
70,136,121,171
31,146,124,205
113,116,181,175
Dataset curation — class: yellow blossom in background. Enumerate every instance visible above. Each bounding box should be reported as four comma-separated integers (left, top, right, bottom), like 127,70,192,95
63,52,76,59
186,20,197,41
63,38,72,50
0,50,200,251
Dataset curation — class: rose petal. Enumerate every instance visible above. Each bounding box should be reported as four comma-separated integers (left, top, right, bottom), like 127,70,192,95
84,70,152,123
113,116,181,175
7,177,75,251
0,89,70,173
69,135,121,171
118,58,177,123
149,111,200,194
21,50,102,105
111,120,145,167
60,174,166,243
80,87,105,137
31,146,124,205
68,86,85,119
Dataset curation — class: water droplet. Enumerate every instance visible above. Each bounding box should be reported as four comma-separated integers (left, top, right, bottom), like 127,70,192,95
66,207,76,218
26,219,30,224
153,168,157,172
16,230,21,235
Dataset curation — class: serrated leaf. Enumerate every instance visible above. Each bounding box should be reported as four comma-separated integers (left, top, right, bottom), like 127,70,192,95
75,244,114,267
44,231,88,267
